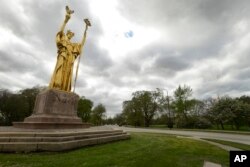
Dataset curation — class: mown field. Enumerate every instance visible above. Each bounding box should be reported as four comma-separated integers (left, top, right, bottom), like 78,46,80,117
0,133,229,167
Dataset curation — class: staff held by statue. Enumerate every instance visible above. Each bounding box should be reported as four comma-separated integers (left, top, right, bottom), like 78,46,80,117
73,18,91,92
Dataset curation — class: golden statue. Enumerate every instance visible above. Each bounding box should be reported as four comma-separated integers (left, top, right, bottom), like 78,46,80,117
49,6,91,92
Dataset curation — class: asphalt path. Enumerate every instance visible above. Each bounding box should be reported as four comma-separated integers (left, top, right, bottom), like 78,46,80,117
118,126,250,145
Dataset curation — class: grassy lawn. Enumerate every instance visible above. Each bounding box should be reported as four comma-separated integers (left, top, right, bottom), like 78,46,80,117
149,125,250,135
0,133,229,167
201,138,250,151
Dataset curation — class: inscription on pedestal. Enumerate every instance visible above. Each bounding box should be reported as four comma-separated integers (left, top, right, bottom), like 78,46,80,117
20,89,83,124
33,89,79,116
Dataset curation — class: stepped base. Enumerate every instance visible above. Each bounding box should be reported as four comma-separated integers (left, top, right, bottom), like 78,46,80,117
0,126,130,152
13,122,92,129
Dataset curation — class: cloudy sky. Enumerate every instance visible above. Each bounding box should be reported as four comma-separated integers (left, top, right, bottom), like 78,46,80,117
1,0,250,117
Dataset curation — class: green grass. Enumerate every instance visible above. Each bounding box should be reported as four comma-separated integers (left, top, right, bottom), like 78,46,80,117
149,125,250,135
202,138,250,151
0,133,229,167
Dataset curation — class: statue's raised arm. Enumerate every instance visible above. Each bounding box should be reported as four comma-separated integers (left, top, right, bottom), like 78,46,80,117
59,6,74,32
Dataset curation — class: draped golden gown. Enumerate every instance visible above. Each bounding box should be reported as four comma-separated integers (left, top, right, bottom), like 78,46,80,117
49,31,81,92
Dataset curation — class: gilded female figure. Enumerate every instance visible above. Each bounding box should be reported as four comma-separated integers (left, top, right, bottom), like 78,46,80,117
49,7,81,92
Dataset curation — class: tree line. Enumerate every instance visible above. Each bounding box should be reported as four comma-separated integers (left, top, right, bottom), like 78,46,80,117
1,85,250,130
0,86,106,126
109,85,250,130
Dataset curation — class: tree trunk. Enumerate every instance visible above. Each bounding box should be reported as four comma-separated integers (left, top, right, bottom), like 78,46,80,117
144,118,150,127
234,120,240,130
219,121,224,130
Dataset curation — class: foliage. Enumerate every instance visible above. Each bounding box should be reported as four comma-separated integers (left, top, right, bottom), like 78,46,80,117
172,85,195,128
238,95,250,104
207,96,250,130
173,85,193,114
157,90,175,128
90,103,106,125
122,100,144,127
193,117,212,129
122,89,162,127
19,86,44,115
112,113,126,126
0,91,28,125
77,97,93,122
0,86,43,125
1,85,249,131
118,85,250,131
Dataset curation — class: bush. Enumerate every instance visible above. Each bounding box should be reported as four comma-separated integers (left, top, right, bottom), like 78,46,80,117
194,118,212,129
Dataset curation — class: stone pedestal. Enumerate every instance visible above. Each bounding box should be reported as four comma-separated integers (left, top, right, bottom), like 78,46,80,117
13,89,91,129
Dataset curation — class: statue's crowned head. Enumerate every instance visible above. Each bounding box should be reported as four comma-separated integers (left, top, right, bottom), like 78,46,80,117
66,30,75,39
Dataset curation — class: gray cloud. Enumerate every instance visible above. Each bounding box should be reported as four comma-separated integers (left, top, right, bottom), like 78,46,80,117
83,40,113,71
1,0,250,117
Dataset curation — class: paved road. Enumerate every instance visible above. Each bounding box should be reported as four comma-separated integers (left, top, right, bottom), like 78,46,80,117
117,126,250,145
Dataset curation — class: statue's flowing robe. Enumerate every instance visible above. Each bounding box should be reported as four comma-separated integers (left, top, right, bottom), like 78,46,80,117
49,31,81,92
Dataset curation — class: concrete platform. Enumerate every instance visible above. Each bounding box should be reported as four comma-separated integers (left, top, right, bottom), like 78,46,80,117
203,161,222,167
0,126,130,152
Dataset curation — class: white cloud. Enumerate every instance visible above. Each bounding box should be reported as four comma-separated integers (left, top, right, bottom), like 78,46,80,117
1,0,250,117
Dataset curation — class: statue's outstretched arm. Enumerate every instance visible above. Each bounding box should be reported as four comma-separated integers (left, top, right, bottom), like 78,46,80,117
79,19,91,54
59,6,74,32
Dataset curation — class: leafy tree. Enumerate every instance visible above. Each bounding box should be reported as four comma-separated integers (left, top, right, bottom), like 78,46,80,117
122,89,162,127
207,96,250,130
90,103,106,125
19,86,44,116
152,115,163,125
207,97,229,129
188,99,205,116
133,90,162,127
0,86,45,125
77,97,93,122
172,85,194,127
238,95,250,104
122,100,144,127
157,90,174,128
0,90,29,125
104,117,115,125
173,85,192,114
113,113,126,126
238,95,250,127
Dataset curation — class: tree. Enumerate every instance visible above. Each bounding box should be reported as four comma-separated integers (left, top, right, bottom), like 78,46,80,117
90,104,106,125
19,86,44,117
113,113,126,126
230,100,250,130
77,97,93,122
122,100,144,127
157,89,174,128
207,97,229,130
104,117,115,125
207,96,250,130
122,89,162,127
0,90,29,125
173,85,194,128
238,95,250,127
238,95,250,104
0,86,45,125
